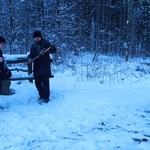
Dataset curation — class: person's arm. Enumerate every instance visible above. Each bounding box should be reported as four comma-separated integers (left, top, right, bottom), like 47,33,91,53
49,45,56,54
27,45,34,64
45,41,56,54
0,50,4,62
0,57,3,62
0,50,4,70
28,44,35,59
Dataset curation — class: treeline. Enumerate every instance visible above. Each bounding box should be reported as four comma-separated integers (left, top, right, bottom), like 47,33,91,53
0,0,149,61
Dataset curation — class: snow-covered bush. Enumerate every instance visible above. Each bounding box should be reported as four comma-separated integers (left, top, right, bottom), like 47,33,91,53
53,51,150,84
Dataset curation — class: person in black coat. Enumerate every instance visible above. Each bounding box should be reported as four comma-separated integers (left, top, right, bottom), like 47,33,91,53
28,31,56,104
0,36,6,93
0,36,12,95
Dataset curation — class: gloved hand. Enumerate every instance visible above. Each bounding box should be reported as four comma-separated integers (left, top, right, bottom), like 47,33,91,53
39,50,44,56
27,58,32,64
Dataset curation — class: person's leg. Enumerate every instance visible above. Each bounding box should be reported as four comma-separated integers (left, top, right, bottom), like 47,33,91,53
41,76,50,101
0,80,10,95
34,76,44,98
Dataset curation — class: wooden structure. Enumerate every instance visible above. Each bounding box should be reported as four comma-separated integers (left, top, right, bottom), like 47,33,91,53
4,54,54,81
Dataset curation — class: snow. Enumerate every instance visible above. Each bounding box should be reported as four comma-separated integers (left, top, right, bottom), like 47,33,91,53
4,54,29,61
0,55,150,150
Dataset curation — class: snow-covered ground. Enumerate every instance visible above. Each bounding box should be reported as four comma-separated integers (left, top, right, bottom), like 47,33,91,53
0,55,150,150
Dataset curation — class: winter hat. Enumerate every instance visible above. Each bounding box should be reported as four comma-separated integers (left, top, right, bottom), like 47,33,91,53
33,30,42,38
0,36,6,43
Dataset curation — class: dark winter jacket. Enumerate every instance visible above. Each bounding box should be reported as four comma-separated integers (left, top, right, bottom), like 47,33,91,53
0,50,11,80
28,38,56,77
0,49,4,71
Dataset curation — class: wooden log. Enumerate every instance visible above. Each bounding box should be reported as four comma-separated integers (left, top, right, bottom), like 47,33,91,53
6,58,28,64
6,75,54,81
6,58,53,64
4,54,54,82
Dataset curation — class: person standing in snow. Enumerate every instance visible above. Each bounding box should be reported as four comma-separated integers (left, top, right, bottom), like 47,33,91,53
0,36,6,93
28,30,56,104
0,36,12,95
